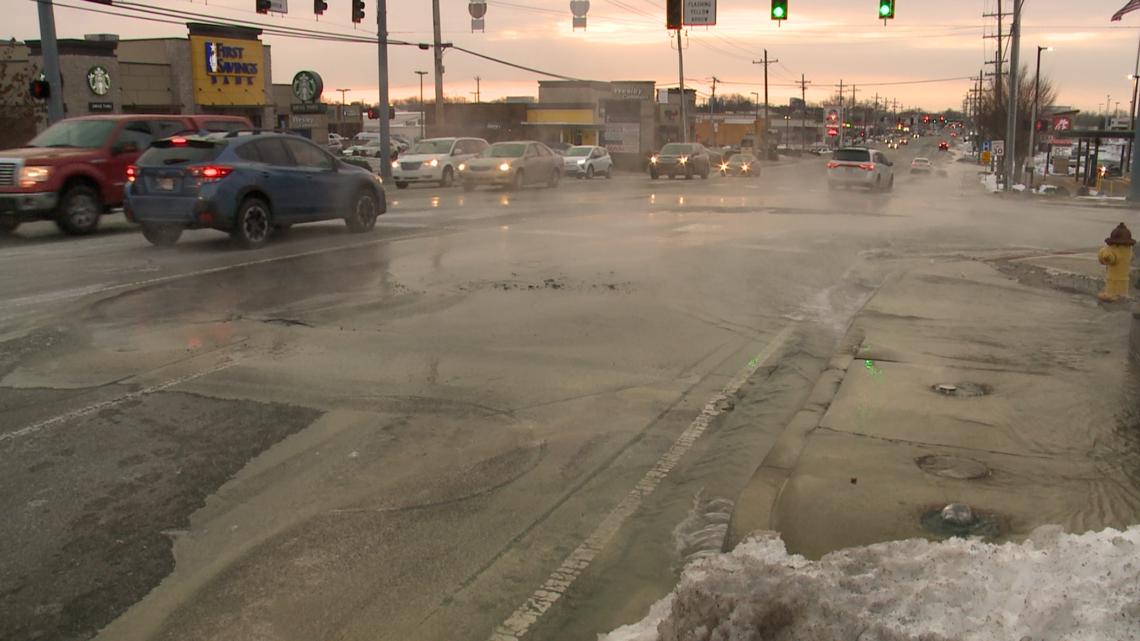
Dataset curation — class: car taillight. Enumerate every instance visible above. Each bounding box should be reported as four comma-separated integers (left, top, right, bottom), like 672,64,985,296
189,165,233,181
858,163,875,171
171,137,188,146
826,161,839,169
126,165,138,183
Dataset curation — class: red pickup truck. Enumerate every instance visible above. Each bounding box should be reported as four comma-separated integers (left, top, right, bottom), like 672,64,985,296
0,114,252,235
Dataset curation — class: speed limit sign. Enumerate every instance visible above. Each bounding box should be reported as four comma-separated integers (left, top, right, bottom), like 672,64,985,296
992,140,1005,156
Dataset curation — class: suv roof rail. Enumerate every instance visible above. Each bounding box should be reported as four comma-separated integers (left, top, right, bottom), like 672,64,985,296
221,128,305,139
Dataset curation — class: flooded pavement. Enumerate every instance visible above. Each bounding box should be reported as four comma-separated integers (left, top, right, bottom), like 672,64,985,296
2,141,1139,641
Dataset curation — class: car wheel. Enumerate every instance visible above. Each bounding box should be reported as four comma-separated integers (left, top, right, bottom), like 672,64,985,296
141,224,182,247
395,181,409,189
231,197,272,249
585,165,594,179
346,189,379,233
440,167,454,188
55,184,101,235
0,216,18,234
510,170,525,191
463,181,476,192
547,169,560,188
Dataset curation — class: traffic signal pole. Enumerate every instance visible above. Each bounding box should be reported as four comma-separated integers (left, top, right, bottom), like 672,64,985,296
677,27,688,142
376,0,392,181
432,0,445,130
36,0,64,124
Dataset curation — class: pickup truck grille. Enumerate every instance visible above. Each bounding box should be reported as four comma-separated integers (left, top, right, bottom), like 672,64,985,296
0,162,16,187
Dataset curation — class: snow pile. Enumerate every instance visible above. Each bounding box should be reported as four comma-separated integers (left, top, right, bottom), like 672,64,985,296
980,172,998,192
599,526,1140,641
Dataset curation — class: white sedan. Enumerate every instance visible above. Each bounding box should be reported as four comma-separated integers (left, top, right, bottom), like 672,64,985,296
392,137,489,188
562,145,614,179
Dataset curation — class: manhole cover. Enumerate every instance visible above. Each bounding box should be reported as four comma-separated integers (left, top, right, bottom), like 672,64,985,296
920,504,1003,540
931,382,992,397
916,454,991,480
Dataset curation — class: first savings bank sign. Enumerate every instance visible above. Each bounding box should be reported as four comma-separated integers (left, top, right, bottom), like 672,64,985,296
189,35,266,106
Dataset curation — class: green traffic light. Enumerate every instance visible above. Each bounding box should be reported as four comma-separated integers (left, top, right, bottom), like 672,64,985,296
773,6,785,18
879,1,894,18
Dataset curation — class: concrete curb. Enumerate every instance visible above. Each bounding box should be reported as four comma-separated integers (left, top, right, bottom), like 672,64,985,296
725,352,853,548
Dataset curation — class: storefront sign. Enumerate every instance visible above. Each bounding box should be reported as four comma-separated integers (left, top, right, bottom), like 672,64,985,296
292,71,323,103
684,0,716,26
290,114,318,128
190,35,265,106
603,123,640,153
88,101,114,113
612,84,648,99
291,102,327,114
87,66,111,96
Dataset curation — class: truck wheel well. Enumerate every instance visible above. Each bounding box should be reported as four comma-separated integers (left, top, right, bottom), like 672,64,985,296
59,175,103,207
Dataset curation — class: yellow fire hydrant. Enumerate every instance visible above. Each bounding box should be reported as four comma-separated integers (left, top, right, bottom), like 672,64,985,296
1097,223,1134,302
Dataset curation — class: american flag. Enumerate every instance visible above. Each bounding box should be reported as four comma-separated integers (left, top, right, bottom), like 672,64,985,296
1113,0,1140,21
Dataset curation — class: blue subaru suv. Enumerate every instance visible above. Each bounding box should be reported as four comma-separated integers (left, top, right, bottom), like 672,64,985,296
125,131,386,248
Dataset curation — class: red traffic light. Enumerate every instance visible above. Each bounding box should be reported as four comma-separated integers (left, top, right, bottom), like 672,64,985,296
28,79,50,100
366,107,378,119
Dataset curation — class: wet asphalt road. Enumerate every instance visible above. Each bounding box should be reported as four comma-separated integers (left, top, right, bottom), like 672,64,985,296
1,141,1129,641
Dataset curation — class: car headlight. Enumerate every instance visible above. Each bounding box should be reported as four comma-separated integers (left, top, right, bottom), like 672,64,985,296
391,160,399,168
650,155,658,164
19,166,51,186
499,162,511,172
577,159,585,165
720,163,729,170
429,158,439,167
679,156,688,164
458,163,467,171
741,164,750,171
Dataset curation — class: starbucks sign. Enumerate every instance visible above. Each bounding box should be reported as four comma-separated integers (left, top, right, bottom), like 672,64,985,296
87,65,111,97
291,70,323,103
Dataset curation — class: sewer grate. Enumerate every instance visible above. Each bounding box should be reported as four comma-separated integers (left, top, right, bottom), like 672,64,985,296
931,382,992,397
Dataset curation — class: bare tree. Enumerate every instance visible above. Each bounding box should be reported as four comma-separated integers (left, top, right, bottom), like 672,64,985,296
0,39,44,148
976,64,1056,165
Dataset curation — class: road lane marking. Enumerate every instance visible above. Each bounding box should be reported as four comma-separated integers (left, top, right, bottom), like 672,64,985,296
488,325,795,641
0,358,239,443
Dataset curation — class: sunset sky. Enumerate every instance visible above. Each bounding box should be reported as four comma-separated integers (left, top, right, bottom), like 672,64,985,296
11,0,1140,113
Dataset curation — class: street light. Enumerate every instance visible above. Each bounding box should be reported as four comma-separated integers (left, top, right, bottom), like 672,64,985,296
414,70,429,139
1026,45,1052,191
335,88,351,135
783,114,791,153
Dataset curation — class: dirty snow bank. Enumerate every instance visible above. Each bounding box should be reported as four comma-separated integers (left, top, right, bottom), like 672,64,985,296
599,525,1140,641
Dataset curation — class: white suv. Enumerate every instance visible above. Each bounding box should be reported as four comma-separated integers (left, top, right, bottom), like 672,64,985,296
392,137,489,188
827,147,894,191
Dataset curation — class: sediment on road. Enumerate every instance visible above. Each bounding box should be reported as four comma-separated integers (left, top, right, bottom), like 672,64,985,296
729,255,1140,557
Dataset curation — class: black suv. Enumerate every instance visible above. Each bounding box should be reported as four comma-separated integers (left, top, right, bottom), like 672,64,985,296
649,142,712,179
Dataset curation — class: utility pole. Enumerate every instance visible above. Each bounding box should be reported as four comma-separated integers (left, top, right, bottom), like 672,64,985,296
873,93,880,137
983,0,1006,123
797,74,811,151
837,79,845,146
676,28,688,142
432,0,445,130
377,0,392,180
474,76,481,103
1004,0,1022,191
851,85,858,137
1027,45,1050,190
415,70,428,139
36,0,64,124
334,88,350,136
752,50,778,154
751,91,760,143
709,76,719,145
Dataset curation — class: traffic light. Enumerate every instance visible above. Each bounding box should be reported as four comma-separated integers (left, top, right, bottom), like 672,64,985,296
28,78,50,100
878,0,895,19
351,0,365,23
923,115,930,124
255,0,271,14
314,0,327,15
366,107,378,120
771,0,788,21
666,0,682,30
